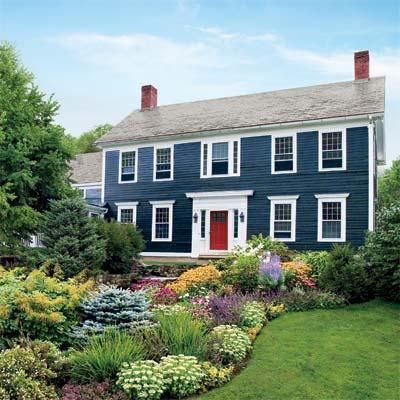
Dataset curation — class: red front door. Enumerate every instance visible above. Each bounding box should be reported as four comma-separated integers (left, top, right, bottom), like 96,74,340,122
210,211,228,250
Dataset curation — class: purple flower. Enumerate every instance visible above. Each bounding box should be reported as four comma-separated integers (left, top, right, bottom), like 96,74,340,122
259,254,282,283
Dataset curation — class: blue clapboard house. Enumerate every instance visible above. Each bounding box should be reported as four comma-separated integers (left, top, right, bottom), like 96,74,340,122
72,50,386,259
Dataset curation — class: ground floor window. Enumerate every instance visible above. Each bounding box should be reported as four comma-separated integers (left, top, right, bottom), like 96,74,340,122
150,200,175,242
268,195,298,242
315,194,348,242
116,202,138,224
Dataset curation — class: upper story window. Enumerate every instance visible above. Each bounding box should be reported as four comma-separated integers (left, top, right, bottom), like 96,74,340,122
154,146,173,181
319,130,346,171
119,150,137,183
268,195,298,242
201,139,240,178
272,133,297,174
150,200,175,242
315,194,348,242
116,202,138,224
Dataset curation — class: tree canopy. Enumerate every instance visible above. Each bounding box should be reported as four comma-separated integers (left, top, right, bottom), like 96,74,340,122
0,42,74,246
72,123,112,154
378,158,400,208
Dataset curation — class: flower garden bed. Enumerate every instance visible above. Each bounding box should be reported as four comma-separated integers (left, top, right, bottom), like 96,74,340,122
0,235,348,399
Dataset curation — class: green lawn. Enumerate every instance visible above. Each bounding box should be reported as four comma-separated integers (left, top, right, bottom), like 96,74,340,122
198,301,400,400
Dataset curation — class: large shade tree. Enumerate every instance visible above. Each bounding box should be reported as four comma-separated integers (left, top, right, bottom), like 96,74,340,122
0,42,74,247
378,158,400,208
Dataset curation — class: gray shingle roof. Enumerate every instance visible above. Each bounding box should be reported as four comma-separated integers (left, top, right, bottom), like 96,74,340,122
96,77,385,145
69,152,102,184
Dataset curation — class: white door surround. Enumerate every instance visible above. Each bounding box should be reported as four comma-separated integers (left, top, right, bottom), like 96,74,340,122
186,190,254,257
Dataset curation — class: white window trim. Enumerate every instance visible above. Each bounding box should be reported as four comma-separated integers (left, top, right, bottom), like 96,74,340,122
153,145,174,182
118,148,138,184
318,128,347,172
200,138,241,178
268,195,299,242
271,132,297,174
150,200,175,242
116,201,138,224
315,193,349,242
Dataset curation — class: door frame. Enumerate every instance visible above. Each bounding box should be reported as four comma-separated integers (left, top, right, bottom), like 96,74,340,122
186,190,254,257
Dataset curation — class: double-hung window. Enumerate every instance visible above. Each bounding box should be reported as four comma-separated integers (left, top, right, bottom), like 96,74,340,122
150,200,174,242
201,139,240,177
119,150,137,183
319,130,346,171
116,202,138,224
272,134,297,173
315,194,348,242
154,146,173,181
268,195,298,241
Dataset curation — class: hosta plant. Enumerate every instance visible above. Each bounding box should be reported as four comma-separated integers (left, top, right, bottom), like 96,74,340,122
117,360,165,400
240,301,266,329
160,355,205,398
209,325,252,365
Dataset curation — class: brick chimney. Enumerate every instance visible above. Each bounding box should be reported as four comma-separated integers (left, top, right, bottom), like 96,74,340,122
141,85,157,110
354,51,369,80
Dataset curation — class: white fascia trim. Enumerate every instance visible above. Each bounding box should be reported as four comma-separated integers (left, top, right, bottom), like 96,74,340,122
315,193,348,242
153,144,174,182
151,202,174,242
268,196,298,242
186,190,254,199
368,122,375,231
141,252,193,258
200,137,241,178
314,193,349,199
318,128,347,172
149,200,176,205
116,202,138,224
97,114,376,149
101,150,106,203
267,195,299,200
72,182,102,188
118,148,138,184
271,131,297,174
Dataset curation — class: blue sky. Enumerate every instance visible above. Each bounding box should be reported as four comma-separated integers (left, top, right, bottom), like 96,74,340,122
1,0,399,165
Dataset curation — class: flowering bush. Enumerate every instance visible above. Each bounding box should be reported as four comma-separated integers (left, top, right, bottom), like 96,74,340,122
265,303,286,320
208,294,251,326
131,278,162,291
247,325,262,342
160,355,205,398
295,251,330,281
153,286,177,305
117,360,165,400
259,254,284,290
200,362,234,391
281,261,316,289
188,296,213,325
0,268,92,346
152,303,188,315
240,301,266,329
221,255,260,292
209,325,252,365
167,265,221,295
62,381,128,400
0,346,58,399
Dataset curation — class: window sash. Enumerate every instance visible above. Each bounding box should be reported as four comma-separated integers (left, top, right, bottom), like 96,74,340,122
269,197,297,241
120,151,136,181
233,209,239,239
320,131,345,170
201,140,240,177
155,148,172,180
151,203,174,242
200,210,206,239
322,201,342,239
273,135,296,173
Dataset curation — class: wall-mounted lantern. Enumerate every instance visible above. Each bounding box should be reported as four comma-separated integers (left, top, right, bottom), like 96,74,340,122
240,211,245,222
193,212,198,223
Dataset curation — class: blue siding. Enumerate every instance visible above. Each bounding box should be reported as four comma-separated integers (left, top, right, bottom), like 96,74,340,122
104,126,370,252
